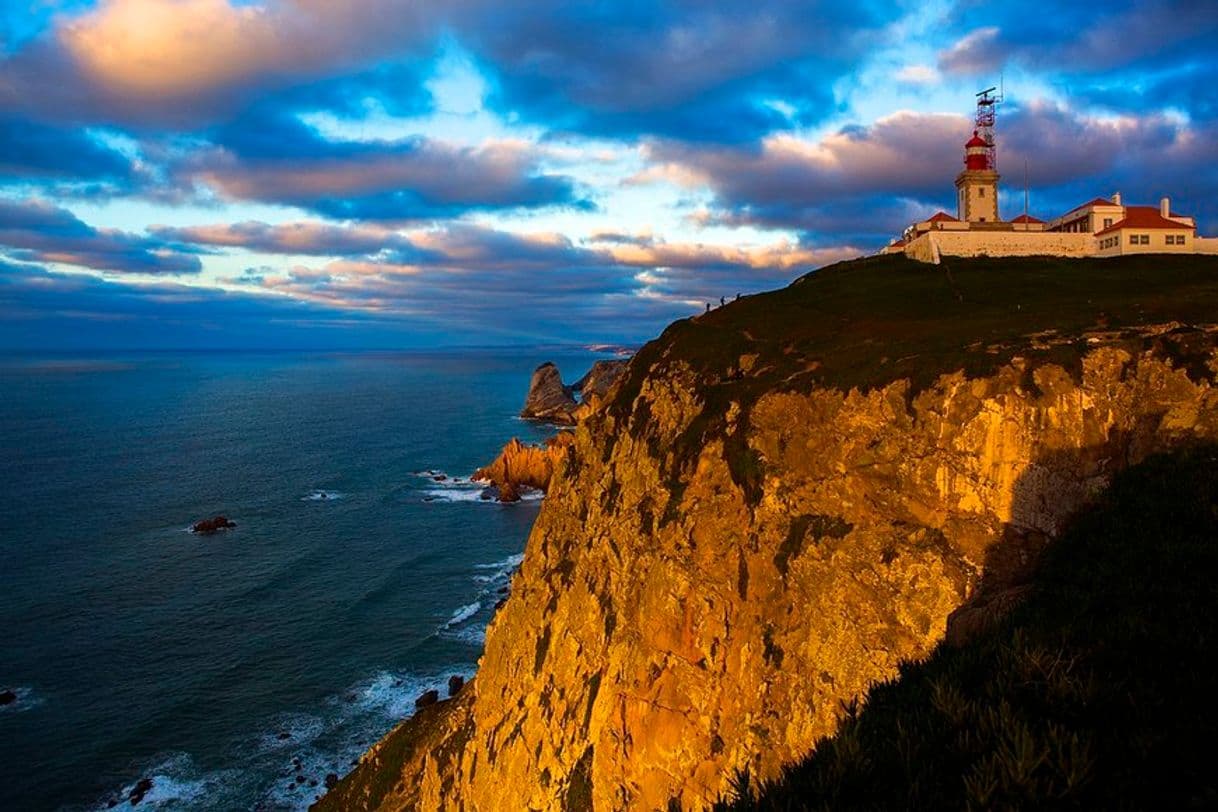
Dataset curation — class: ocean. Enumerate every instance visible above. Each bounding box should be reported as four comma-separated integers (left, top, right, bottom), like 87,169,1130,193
0,349,605,811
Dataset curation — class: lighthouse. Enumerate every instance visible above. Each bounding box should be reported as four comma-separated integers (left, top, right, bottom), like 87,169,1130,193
955,130,1000,222
954,87,1001,223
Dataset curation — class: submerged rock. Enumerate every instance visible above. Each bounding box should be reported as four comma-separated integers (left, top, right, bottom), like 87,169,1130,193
128,777,153,806
191,515,236,534
0,689,15,706
414,689,439,709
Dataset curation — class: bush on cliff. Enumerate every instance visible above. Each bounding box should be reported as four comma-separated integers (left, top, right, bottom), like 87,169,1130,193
717,445,1218,810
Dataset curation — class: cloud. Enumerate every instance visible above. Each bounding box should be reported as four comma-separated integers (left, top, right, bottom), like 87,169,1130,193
643,101,1218,242
0,116,137,185
0,258,460,349
894,64,940,85
461,1,901,142
0,0,440,127
151,221,412,256
176,110,588,219
937,27,1002,76
0,199,202,273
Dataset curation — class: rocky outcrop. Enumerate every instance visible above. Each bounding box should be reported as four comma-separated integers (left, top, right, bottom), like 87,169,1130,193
573,359,630,402
317,256,1218,812
521,362,579,423
474,434,574,502
522,359,631,423
191,515,236,534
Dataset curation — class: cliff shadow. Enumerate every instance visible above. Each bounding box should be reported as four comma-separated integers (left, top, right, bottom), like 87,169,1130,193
715,441,1218,810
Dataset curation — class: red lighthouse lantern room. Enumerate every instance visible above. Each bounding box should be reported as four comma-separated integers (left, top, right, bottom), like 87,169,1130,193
964,131,990,170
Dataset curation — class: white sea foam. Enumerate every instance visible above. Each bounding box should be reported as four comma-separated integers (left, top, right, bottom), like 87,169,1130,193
257,712,326,752
93,665,480,812
444,601,481,628
420,486,493,503
475,553,525,571
302,490,344,502
445,625,488,647
95,753,240,811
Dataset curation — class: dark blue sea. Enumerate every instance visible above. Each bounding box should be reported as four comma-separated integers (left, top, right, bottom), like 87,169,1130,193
0,349,606,810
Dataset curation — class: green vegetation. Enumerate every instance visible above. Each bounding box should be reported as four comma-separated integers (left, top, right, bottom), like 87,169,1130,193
603,253,1218,506
716,445,1218,810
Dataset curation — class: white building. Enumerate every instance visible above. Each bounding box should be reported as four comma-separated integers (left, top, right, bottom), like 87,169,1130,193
886,106,1218,263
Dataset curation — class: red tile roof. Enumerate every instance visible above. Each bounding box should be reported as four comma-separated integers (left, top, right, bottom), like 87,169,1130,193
1074,197,1115,209
1010,214,1044,224
1094,206,1194,236
926,211,958,222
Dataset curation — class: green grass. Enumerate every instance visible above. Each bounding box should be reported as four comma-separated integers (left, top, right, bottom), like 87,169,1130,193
600,254,1218,507
714,445,1218,811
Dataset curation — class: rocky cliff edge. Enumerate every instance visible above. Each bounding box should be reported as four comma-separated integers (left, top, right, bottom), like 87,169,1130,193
317,253,1218,811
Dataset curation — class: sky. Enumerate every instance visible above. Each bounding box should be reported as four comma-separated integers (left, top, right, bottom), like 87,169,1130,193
2,0,1217,349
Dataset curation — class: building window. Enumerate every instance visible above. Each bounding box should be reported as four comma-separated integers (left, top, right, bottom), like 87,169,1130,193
979,187,985,197
1139,234,1150,245
1166,235,1175,245
1129,234,1137,245
1104,218,1113,228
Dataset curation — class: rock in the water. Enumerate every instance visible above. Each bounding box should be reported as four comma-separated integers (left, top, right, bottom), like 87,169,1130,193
128,777,153,806
448,675,465,697
415,689,439,709
325,773,339,790
0,689,15,706
473,434,574,502
191,515,236,534
571,358,629,402
520,362,578,423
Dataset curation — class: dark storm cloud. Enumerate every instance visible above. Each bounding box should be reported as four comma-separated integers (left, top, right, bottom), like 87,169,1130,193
0,199,202,274
0,116,137,184
458,1,899,143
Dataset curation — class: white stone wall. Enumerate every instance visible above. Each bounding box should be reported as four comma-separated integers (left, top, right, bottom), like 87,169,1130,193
904,231,1094,264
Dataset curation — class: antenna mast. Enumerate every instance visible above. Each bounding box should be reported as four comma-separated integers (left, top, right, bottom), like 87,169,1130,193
975,86,1001,171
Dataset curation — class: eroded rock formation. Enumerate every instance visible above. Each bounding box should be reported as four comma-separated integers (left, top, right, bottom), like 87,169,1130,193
521,362,579,423
474,434,575,502
521,359,630,424
318,257,1218,811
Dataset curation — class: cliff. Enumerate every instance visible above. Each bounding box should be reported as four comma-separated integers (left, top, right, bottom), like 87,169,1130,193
317,253,1218,811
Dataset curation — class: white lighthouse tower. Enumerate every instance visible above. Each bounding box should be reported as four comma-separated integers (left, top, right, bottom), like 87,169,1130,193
954,87,1001,223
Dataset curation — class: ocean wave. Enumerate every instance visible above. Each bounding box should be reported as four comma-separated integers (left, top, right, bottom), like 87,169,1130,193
444,601,481,628
257,712,326,752
420,486,494,503
474,553,525,571
92,667,477,811
94,753,241,811
301,490,344,502
444,625,488,647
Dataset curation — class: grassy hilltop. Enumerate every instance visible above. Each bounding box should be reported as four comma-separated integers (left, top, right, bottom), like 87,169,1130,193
606,252,1218,510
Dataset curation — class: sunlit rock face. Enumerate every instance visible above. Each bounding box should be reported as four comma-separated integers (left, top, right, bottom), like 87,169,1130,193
318,330,1218,812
